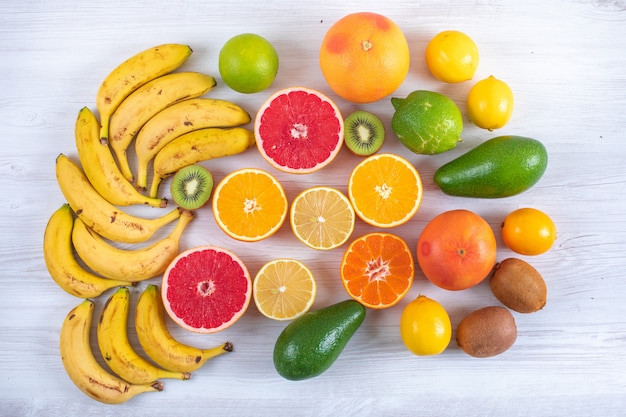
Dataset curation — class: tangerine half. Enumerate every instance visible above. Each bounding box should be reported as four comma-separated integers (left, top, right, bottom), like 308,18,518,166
319,12,410,103
417,209,496,291
340,232,414,309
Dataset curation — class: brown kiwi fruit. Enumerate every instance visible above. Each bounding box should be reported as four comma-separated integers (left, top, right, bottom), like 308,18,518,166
343,110,385,156
490,258,547,313
170,164,213,210
456,306,517,358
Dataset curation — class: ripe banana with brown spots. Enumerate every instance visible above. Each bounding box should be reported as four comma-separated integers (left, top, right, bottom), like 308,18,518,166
74,106,167,208
71,209,193,282
55,153,181,244
135,284,233,373
149,127,256,198
43,204,130,298
134,98,251,190
97,287,191,385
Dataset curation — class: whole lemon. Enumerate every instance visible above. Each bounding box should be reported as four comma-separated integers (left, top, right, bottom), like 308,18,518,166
400,295,451,356
219,33,279,94
467,75,514,130
425,30,479,83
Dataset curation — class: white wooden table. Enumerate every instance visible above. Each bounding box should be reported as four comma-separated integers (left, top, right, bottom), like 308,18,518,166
1,0,625,415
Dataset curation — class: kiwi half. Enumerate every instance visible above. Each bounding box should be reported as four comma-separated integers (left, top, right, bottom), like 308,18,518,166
343,110,385,156
170,164,213,210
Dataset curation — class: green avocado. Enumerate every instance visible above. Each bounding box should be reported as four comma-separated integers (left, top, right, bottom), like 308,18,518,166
434,135,548,198
273,299,366,381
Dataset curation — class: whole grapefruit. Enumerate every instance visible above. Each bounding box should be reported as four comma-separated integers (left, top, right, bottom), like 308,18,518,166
417,209,496,291
319,12,410,103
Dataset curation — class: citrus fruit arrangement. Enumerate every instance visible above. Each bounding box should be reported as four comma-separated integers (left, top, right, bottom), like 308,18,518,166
43,11,558,403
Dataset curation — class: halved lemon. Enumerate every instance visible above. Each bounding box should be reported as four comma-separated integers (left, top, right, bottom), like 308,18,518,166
290,186,355,250
253,259,316,321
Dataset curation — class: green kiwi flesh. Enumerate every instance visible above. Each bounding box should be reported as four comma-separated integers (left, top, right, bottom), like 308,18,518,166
343,110,385,156
170,164,213,210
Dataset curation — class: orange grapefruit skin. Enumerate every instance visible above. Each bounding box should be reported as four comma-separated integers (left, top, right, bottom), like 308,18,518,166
162,245,252,334
320,12,410,104
417,210,497,291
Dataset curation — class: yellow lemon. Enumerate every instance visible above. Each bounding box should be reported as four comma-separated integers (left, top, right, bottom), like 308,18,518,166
253,259,316,321
425,30,479,83
467,75,515,130
400,295,451,356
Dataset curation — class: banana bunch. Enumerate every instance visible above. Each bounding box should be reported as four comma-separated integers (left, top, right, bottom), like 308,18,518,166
135,97,251,190
60,287,232,404
56,280,234,405
97,287,192,384
47,43,250,403
46,42,257,294
60,299,163,404
93,43,253,195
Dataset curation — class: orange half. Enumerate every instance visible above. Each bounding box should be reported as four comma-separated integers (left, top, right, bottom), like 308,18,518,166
212,168,287,242
348,153,423,228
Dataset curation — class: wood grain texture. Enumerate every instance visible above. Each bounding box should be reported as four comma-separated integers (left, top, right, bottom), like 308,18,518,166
1,0,625,415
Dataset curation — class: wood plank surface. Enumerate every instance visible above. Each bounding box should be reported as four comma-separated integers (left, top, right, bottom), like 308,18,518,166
1,0,625,415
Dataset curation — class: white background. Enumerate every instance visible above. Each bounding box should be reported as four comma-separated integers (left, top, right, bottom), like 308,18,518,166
2,0,625,415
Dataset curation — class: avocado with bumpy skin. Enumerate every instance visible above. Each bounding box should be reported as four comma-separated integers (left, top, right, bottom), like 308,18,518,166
434,135,548,198
273,299,366,381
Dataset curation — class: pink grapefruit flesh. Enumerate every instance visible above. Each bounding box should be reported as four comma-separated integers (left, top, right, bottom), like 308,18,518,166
254,86,344,173
162,245,252,334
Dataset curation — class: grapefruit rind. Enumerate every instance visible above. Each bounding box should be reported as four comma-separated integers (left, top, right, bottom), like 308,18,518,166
254,87,344,174
162,245,252,334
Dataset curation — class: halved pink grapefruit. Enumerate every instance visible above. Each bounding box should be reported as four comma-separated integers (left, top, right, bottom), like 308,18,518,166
254,87,344,173
162,245,252,334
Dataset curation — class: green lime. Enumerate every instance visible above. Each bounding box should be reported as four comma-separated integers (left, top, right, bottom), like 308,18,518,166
391,90,463,154
218,33,279,94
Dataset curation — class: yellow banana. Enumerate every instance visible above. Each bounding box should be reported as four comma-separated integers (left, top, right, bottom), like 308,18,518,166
71,209,193,282
55,153,180,244
97,287,191,385
96,43,192,144
134,98,251,190
43,204,130,298
60,299,163,404
108,72,217,181
149,127,256,198
135,284,233,373
75,106,167,208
